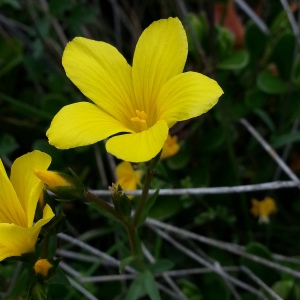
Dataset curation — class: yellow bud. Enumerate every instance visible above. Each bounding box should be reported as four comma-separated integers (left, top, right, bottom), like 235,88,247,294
34,169,70,190
34,259,53,277
34,169,86,200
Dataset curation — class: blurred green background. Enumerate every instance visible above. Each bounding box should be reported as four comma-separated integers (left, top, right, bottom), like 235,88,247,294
1,0,300,299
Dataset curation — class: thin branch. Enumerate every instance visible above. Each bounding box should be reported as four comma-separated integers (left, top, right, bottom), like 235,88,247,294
241,266,283,300
240,118,300,183
6,261,22,293
58,233,136,273
273,254,300,265
279,0,300,40
58,233,185,299
90,180,299,197
146,218,300,279
214,261,242,300
56,249,99,263
142,243,188,300
68,277,99,300
38,0,68,46
60,261,83,279
79,266,240,283
274,118,300,180
234,0,269,34
152,227,266,299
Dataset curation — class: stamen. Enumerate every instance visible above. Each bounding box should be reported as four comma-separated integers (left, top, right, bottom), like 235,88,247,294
131,110,148,131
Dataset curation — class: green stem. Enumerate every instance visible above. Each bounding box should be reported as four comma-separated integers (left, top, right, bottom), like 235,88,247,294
85,191,121,221
85,190,142,259
41,234,50,259
132,165,154,229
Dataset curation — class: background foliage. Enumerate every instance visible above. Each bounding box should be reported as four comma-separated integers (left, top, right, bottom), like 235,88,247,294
1,0,300,299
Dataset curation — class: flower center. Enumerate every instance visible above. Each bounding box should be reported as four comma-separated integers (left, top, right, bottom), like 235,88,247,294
131,110,148,131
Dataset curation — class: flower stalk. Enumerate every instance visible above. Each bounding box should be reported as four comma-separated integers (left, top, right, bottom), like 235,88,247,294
132,165,154,229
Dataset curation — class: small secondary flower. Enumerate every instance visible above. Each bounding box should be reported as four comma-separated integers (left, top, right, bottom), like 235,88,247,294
34,258,53,277
0,151,54,261
251,197,277,224
115,161,143,194
47,17,223,162
160,134,180,160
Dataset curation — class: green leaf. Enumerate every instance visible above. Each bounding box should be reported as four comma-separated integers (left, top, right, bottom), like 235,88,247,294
137,190,159,227
3,268,32,300
149,196,182,220
245,21,267,61
217,50,249,70
240,242,279,286
30,281,48,300
272,132,300,149
46,267,70,287
119,256,136,274
177,279,202,299
141,270,161,300
256,70,287,94
274,280,300,299
214,26,234,60
270,33,296,80
86,202,120,223
150,259,175,274
125,275,145,300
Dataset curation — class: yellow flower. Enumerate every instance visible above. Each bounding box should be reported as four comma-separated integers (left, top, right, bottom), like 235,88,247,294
160,134,180,160
251,197,277,224
34,258,53,277
0,151,55,261
47,17,223,163
115,161,143,193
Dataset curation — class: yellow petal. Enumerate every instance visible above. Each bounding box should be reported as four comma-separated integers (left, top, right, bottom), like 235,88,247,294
132,17,187,125
116,162,135,180
106,120,169,163
116,177,137,191
0,160,26,226
47,102,133,149
62,37,135,129
0,204,54,261
160,135,180,160
10,151,51,227
115,162,141,190
157,72,223,126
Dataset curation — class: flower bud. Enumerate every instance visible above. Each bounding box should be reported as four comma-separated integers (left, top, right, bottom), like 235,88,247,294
34,258,53,277
34,169,86,200
109,184,132,218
